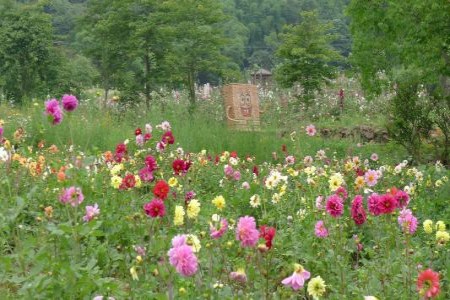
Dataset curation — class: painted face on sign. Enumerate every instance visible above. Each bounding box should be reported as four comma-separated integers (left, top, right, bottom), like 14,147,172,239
239,91,252,118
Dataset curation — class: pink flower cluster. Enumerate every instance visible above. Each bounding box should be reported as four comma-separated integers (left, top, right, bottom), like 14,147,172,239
210,218,228,239
326,195,344,217
236,216,259,247
83,203,100,222
44,94,79,125
224,164,241,181
59,186,84,207
167,235,198,277
398,208,418,234
315,220,328,238
282,265,311,290
368,189,409,216
45,99,63,125
351,195,367,225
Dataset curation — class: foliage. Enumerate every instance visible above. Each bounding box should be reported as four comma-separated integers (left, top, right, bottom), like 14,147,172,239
348,0,450,163
0,2,54,102
275,11,341,108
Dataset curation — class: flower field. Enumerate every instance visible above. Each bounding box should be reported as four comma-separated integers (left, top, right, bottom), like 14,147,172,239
0,96,449,299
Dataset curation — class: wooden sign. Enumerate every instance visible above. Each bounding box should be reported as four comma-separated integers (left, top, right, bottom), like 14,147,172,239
222,84,261,130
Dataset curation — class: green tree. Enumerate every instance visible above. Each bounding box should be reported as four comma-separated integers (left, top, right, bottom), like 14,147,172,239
348,0,450,162
275,10,341,107
160,0,229,111
0,1,54,102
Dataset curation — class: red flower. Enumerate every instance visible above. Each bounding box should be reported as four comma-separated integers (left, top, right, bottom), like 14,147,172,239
135,128,142,136
173,159,187,175
230,151,238,158
395,189,410,208
378,193,397,214
120,173,136,190
161,131,175,145
355,168,365,177
281,144,287,153
259,225,276,249
351,195,366,225
252,165,259,177
144,133,152,141
143,198,166,218
417,269,440,299
214,155,220,165
114,143,127,162
153,180,170,200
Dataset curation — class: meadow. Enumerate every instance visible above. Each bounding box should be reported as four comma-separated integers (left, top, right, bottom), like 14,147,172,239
0,86,449,300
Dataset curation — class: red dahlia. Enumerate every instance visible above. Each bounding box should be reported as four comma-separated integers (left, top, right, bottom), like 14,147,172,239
153,180,170,200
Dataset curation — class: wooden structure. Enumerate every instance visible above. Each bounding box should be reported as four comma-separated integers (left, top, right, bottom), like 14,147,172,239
222,84,261,131
251,68,272,87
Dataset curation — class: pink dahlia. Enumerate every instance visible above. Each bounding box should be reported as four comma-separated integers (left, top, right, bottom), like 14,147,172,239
314,220,328,238
143,198,165,218
282,264,311,290
398,208,418,234
45,99,63,125
210,218,228,239
351,195,367,225
145,155,158,171
61,94,78,112
236,216,259,247
138,166,154,182
326,195,344,218
59,186,84,207
83,203,100,222
305,124,316,136
335,186,348,200
368,193,382,216
364,169,379,187
167,244,198,277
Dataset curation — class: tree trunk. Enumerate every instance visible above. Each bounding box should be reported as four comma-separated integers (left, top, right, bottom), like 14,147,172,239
103,86,109,108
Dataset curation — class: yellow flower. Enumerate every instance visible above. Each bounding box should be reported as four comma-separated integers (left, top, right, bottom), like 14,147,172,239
187,199,201,219
279,184,287,195
436,231,449,245
423,220,433,234
436,221,446,232
271,193,281,204
186,234,201,252
344,161,354,172
212,195,226,210
250,194,261,208
130,266,139,281
307,276,326,299
434,180,442,187
111,175,122,189
328,173,344,191
174,205,185,226
136,255,143,264
355,176,365,189
287,168,299,177
168,177,178,187
179,287,186,295
134,175,142,188
110,164,123,176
